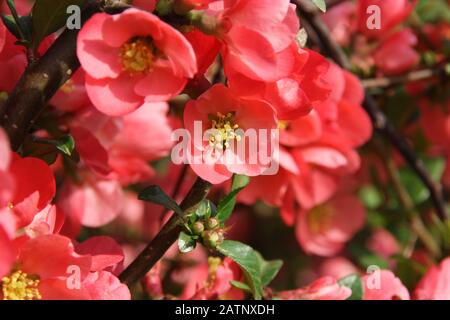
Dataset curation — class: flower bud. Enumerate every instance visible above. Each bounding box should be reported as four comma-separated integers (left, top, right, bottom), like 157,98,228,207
206,217,219,230
192,221,205,235
203,230,223,248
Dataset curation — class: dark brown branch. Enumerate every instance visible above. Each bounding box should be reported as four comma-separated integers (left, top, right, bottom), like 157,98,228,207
294,0,449,220
119,178,212,286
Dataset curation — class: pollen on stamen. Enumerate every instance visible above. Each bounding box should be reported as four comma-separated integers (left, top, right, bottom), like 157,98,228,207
2,270,42,300
120,37,156,74
208,111,241,150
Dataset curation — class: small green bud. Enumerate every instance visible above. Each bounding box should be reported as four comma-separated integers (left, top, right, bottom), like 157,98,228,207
192,221,205,235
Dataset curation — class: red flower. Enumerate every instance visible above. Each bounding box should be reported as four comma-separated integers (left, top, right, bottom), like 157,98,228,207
415,257,450,300
183,84,278,184
279,276,351,300
77,8,197,116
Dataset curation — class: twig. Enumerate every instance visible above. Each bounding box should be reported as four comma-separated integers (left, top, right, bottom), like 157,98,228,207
119,177,212,286
294,0,449,221
362,65,449,88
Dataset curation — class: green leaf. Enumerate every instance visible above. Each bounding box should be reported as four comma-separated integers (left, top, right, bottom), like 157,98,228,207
31,0,89,50
338,274,363,300
217,240,263,299
359,185,383,209
195,200,212,219
1,14,32,42
138,185,184,216
216,175,249,222
229,280,252,293
399,157,446,204
56,135,75,156
178,231,196,253
311,0,326,12
258,254,283,287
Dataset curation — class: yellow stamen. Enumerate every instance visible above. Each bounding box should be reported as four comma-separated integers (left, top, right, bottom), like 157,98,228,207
278,120,289,130
2,270,42,300
208,112,241,150
7,202,14,209
0,92,8,102
60,79,75,94
307,204,335,234
120,37,156,74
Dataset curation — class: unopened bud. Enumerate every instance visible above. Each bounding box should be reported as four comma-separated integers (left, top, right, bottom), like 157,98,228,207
192,221,205,235
203,230,223,248
206,218,219,230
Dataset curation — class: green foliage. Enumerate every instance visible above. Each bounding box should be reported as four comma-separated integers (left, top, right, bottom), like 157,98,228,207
398,157,445,205
311,0,327,12
415,0,450,23
217,240,283,300
216,175,249,223
338,274,363,300
138,185,184,216
178,231,196,253
31,0,89,50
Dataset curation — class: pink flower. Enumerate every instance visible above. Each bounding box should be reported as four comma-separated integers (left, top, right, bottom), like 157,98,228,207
295,195,366,257
206,0,299,81
24,205,65,239
77,8,197,116
357,0,417,39
279,276,351,300
50,70,90,112
0,208,16,278
239,63,372,211
0,27,27,93
228,46,332,120
58,174,124,231
367,229,400,261
414,257,450,300
70,102,174,185
0,234,130,300
322,2,357,46
185,257,245,300
373,29,419,75
183,84,278,184
318,257,359,280
362,270,410,300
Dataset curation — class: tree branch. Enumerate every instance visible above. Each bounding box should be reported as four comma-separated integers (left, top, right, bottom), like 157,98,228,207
294,0,449,220
361,65,449,88
119,177,212,286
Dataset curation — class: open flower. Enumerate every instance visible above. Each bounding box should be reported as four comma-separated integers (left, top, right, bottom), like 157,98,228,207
0,235,130,300
294,195,366,257
362,270,410,300
182,84,278,184
201,0,299,81
278,276,351,300
228,46,332,120
77,8,197,116
357,0,417,39
414,257,450,300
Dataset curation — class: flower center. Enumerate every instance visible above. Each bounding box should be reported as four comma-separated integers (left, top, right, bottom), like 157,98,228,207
120,37,156,74
2,270,42,300
307,205,334,234
0,91,8,102
208,112,241,150
60,79,75,94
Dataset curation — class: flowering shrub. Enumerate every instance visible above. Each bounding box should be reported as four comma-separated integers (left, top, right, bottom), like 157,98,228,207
0,0,449,301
